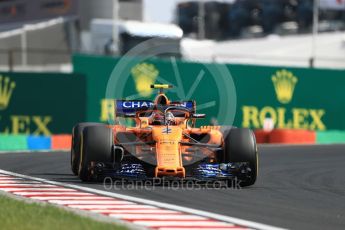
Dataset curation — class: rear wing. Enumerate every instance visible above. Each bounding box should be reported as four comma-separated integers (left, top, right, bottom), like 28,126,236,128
170,101,196,113
115,100,197,117
115,100,153,117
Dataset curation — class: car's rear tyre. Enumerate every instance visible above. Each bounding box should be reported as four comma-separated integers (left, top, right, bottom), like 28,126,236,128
223,127,258,187
78,126,113,182
71,123,104,175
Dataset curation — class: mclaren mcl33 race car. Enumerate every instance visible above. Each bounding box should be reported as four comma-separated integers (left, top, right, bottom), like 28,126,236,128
71,85,258,187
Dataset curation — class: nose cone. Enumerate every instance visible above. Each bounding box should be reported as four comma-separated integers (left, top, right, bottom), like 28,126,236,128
152,126,185,177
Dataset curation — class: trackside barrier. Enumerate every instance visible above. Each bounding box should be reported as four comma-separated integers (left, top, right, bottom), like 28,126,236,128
0,135,28,151
316,130,345,144
1,131,345,150
0,135,71,151
269,129,316,144
254,129,317,144
257,129,345,144
51,135,72,149
27,136,51,150
254,130,271,144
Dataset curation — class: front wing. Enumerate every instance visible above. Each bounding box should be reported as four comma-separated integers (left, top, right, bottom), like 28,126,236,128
90,161,253,183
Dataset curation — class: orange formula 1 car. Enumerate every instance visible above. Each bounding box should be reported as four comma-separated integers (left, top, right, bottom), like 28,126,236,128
71,85,258,187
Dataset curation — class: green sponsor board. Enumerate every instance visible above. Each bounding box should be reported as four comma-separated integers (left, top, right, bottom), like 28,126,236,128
0,72,86,135
73,54,345,131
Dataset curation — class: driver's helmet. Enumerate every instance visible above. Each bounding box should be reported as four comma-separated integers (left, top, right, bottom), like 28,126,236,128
149,111,165,125
165,111,175,125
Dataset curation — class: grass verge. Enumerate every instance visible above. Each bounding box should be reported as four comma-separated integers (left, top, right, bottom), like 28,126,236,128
0,195,128,230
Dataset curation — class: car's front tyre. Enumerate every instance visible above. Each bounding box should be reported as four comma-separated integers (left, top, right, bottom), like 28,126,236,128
222,127,258,187
78,126,113,182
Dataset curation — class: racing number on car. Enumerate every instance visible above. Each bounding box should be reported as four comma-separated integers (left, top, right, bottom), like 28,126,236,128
162,127,172,134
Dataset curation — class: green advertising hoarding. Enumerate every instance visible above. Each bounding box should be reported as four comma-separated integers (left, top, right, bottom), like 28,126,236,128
0,72,86,135
73,54,345,131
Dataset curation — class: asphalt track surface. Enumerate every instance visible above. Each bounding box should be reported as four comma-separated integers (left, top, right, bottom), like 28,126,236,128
0,144,345,230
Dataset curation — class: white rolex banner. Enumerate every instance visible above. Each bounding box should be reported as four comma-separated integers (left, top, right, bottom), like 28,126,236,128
320,0,345,10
